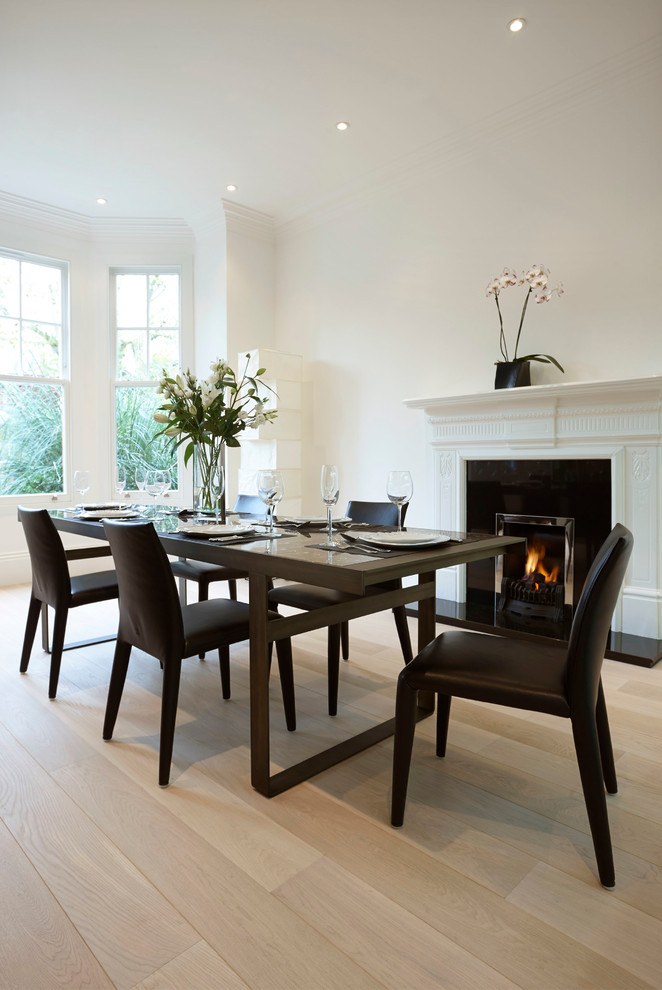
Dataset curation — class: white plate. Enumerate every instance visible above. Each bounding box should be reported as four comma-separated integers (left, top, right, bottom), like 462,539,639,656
357,530,452,548
179,523,255,537
77,502,127,510
79,509,142,520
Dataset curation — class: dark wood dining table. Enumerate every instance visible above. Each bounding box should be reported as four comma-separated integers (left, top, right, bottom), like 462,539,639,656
50,510,522,797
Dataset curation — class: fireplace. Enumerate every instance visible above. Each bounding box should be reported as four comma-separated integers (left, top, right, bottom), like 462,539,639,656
403,375,662,666
496,514,574,624
465,458,610,634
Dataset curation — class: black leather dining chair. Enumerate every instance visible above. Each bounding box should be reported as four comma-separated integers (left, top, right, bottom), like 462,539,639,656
171,494,267,607
18,507,119,699
102,520,295,786
268,500,413,716
391,523,633,889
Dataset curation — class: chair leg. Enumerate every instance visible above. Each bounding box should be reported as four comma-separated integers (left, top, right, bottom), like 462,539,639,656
327,624,341,716
219,646,231,699
391,675,419,827
275,638,297,731
48,607,69,699
596,680,617,794
20,594,42,673
392,606,413,663
436,694,452,757
341,621,349,661
198,581,209,658
41,601,50,651
103,640,132,740
228,579,238,601
571,710,616,888
159,655,183,787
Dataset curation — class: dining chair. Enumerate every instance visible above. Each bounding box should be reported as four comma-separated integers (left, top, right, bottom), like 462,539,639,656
18,506,119,699
102,520,296,786
391,523,633,889
268,500,413,716
171,494,267,607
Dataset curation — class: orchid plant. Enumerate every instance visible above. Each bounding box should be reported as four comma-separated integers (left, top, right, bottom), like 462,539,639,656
153,355,277,508
486,264,564,371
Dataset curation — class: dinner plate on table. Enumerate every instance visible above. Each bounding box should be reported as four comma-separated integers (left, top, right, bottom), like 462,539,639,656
77,502,128,511
79,509,142,520
351,530,453,550
178,523,256,538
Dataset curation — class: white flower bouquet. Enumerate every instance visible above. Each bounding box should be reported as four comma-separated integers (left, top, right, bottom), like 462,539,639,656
153,356,277,507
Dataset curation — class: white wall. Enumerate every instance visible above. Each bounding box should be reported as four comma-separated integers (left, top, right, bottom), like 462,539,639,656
273,58,662,523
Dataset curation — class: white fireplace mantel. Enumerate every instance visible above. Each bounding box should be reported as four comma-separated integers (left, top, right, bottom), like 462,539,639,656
404,376,662,640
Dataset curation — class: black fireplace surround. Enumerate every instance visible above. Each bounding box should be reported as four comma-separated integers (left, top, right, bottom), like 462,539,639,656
466,459,610,613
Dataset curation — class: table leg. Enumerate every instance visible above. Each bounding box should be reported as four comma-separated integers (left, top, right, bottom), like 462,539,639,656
416,570,436,714
249,572,272,796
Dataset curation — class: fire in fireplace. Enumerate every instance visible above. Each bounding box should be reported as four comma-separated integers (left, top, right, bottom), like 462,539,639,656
496,514,574,624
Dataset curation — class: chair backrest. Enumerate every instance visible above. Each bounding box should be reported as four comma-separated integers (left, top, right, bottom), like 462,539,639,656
103,520,184,664
346,500,408,526
18,507,71,607
234,494,266,519
566,523,633,706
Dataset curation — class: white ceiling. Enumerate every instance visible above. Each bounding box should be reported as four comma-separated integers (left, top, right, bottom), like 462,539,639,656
2,0,661,225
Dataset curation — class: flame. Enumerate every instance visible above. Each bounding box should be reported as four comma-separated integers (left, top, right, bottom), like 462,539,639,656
524,540,559,588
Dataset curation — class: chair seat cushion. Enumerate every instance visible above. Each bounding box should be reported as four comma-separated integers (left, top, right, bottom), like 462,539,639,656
171,559,246,583
182,598,279,657
268,582,356,611
69,570,119,606
402,630,570,717
268,579,401,612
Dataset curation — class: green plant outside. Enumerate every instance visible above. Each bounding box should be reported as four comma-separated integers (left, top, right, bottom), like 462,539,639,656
115,386,178,487
0,381,63,495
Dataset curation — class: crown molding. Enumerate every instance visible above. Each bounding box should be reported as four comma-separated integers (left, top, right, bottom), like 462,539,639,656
0,190,195,244
221,199,275,243
276,34,662,240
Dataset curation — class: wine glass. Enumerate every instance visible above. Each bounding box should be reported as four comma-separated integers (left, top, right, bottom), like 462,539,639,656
257,470,284,533
386,470,413,531
145,469,167,521
135,465,147,493
114,464,126,500
73,470,90,506
210,464,225,524
320,464,341,549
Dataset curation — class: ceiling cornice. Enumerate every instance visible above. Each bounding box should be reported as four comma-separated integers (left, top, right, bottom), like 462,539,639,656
0,190,195,244
276,33,662,241
221,199,275,243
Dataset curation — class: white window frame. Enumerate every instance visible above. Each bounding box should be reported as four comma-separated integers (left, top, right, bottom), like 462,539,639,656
0,246,70,503
109,266,182,495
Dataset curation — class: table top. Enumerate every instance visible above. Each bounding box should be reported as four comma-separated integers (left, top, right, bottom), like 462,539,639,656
50,509,523,596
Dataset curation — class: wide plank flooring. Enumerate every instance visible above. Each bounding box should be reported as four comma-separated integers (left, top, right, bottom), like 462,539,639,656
1,579,662,989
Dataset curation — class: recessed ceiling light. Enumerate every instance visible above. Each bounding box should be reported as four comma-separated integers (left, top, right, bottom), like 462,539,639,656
508,17,526,32
226,184,237,192
96,197,107,205
336,121,350,131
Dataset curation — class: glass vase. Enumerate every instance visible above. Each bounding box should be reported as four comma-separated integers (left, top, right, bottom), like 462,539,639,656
193,441,226,521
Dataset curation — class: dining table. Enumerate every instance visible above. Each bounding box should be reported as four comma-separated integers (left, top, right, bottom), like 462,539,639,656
49,508,522,797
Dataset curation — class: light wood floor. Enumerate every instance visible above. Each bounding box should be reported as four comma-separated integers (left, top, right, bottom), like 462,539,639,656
2,579,662,990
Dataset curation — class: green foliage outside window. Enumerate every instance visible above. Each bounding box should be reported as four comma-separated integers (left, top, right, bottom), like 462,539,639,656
0,381,63,494
115,386,177,487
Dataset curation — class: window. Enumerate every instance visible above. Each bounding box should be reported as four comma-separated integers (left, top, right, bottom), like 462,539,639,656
0,249,68,496
111,269,180,489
